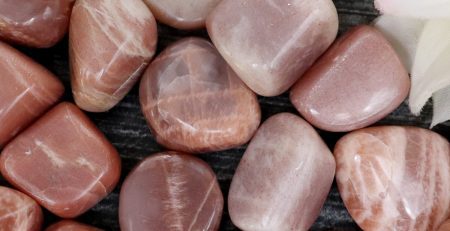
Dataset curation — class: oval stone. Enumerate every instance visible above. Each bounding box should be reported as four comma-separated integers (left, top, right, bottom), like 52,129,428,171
0,102,121,218
228,113,336,230
119,152,223,231
46,220,102,231
290,25,410,132
70,0,157,112
206,0,338,96
140,37,261,153
0,186,42,231
335,126,450,231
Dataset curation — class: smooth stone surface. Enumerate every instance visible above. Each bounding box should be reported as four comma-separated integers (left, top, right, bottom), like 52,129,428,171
46,220,103,231
140,37,261,153
0,186,42,231
70,0,157,112
0,0,74,48
0,102,121,218
206,0,338,96
228,113,336,231
143,0,221,30
439,220,450,231
0,41,64,148
290,25,410,132
119,152,223,231
335,126,450,231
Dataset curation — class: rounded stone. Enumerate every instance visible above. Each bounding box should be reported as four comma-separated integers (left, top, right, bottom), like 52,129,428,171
45,220,102,231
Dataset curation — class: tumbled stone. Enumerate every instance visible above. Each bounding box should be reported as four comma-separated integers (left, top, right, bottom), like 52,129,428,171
0,186,42,231
0,0,74,48
46,220,102,231
143,0,221,30
0,41,64,148
290,25,410,132
70,0,157,112
206,0,338,96
140,37,261,153
335,126,450,231
0,102,121,218
228,113,336,230
119,152,223,231
439,220,450,231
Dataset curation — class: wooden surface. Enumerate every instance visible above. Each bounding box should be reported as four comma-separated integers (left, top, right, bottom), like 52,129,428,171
1,0,448,230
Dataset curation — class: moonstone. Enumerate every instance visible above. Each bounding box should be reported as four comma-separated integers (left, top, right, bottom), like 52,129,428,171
0,0,74,48
206,0,338,96
70,0,157,112
290,25,410,132
0,102,121,218
0,41,64,148
0,186,42,231
335,126,450,231
46,220,102,231
228,113,336,231
119,152,223,231
140,37,261,153
143,0,221,30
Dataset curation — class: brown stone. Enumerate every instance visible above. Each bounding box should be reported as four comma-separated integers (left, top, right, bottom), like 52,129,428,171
46,220,102,231
439,220,450,231
0,102,121,218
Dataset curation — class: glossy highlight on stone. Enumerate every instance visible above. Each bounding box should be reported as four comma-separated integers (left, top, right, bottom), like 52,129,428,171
0,0,74,48
140,37,261,153
228,113,336,231
0,102,121,218
207,0,338,96
0,186,42,231
70,0,157,112
335,126,450,231
46,220,103,231
0,41,64,148
119,152,223,231
290,25,410,132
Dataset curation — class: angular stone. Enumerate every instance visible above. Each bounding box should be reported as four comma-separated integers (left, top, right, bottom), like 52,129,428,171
0,0,74,48
119,152,223,231
439,220,450,231
70,0,157,112
143,0,221,30
0,41,64,148
206,0,338,96
46,220,102,231
335,126,450,231
290,25,410,132
0,102,121,218
140,37,261,153
0,186,42,231
228,113,336,230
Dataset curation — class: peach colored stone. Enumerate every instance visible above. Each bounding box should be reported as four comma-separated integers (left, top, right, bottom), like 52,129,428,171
140,37,261,153
46,220,102,231
70,0,157,112
0,102,121,218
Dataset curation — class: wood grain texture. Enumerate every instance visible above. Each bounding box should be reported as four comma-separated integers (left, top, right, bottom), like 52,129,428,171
1,0,448,230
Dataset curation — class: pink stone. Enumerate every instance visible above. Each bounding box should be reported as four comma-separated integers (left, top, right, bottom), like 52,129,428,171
228,113,336,230
0,0,74,48
0,41,64,148
140,37,261,153
0,102,121,218
206,0,338,96
46,220,102,231
290,25,410,132
143,0,221,30
70,0,157,112
119,152,223,231
335,126,450,231
439,220,450,231
0,186,42,231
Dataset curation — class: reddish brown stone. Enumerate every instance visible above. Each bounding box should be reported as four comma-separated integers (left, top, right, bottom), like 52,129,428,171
439,220,450,231
119,152,223,231
0,102,121,218
46,220,102,231
0,41,64,148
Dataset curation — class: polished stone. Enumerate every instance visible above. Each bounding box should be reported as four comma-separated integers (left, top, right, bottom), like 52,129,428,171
140,37,260,153
0,0,74,48
46,220,102,231
0,186,42,231
70,0,157,112
0,41,64,148
206,0,338,96
290,25,410,132
119,152,223,231
228,113,336,231
335,126,450,231
439,220,450,231
0,102,121,218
